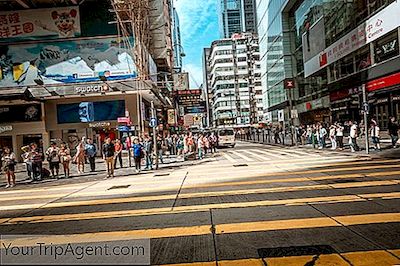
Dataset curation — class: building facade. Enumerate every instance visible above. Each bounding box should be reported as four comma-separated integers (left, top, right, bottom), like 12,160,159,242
171,5,183,73
218,0,258,39
0,0,171,160
207,33,263,128
257,0,400,129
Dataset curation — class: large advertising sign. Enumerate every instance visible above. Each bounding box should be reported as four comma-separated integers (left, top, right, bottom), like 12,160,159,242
304,0,400,77
173,72,189,91
0,7,81,42
0,36,137,87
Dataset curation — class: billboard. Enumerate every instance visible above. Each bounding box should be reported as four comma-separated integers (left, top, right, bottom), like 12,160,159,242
0,7,81,42
57,100,125,124
0,36,137,87
304,0,400,77
173,72,189,91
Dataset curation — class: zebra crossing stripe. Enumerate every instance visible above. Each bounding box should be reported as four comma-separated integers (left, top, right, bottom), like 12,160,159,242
222,152,237,163
229,151,255,162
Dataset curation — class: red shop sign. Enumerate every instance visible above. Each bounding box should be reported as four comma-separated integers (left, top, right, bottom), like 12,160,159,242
367,72,400,92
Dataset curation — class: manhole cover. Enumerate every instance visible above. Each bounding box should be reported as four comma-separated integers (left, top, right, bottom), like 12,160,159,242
154,173,170,177
108,185,130,190
233,164,248,167
258,245,336,258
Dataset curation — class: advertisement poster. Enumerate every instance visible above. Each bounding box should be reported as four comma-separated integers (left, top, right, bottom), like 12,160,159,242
0,7,81,42
0,36,137,87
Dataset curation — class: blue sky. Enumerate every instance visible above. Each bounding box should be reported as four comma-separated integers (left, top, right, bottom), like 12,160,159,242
174,0,219,88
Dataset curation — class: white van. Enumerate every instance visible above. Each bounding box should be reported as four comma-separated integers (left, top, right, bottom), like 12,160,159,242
217,128,236,147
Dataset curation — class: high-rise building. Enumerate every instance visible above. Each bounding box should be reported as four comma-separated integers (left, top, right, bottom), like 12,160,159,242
218,0,258,39
171,6,184,72
202,48,213,128
256,0,400,129
207,33,263,127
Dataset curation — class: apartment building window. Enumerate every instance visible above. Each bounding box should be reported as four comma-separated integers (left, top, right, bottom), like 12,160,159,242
355,46,371,72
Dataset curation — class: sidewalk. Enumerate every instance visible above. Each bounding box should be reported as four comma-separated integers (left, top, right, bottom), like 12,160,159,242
243,133,400,158
0,153,217,188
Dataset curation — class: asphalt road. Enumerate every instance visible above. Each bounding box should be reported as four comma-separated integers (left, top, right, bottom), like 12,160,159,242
0,142,399,265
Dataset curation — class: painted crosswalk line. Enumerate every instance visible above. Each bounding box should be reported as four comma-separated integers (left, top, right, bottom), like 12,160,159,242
229,151,255,162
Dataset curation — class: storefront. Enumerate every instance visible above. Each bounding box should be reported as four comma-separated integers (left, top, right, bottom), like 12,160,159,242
0,101,47,161
366,72,400,129
330,87,361,123
296,96,331,124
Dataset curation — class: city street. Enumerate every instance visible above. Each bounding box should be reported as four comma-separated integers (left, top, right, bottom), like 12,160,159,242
1,142,400,265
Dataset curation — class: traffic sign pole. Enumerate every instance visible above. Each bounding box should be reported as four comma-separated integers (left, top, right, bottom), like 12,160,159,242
151,101,159,170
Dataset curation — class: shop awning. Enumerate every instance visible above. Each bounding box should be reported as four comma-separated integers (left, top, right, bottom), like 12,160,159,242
26,80,172,108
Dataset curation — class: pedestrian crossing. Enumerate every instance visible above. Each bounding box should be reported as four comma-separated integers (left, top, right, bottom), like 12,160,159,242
220,146,353,163
0,144,399,265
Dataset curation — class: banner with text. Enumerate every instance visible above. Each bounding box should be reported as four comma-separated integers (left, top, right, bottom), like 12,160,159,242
0,7,81,42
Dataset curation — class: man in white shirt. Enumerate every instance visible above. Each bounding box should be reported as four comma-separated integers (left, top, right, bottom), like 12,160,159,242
370,123,381,151
349,121,359,152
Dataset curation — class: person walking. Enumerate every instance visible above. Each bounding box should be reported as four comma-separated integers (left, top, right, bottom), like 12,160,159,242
388,117,399,148
85,139,97,172
59,142,71,178
30,143,43,181
114,139,123,169
2,147,16,188
197,134,205,160
143,137,153,170
370,122,381,151
102,137,115,178
132,138,143,173
336,123,344,150
329,124,337,150
74,140,85,174
349,121,359,152
46,141,61,179
156,136,164,164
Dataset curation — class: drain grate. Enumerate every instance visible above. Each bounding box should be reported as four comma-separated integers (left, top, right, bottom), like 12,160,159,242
257,245,336,258
233,164,248,167
154,173,170,177
108,185,131,190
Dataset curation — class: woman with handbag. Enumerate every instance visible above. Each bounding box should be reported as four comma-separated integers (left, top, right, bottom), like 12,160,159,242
2,147,16,188
59,142,71,178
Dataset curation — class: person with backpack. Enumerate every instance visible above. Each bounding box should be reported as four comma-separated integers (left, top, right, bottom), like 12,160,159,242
30,143,43,181
2,147,16,188
132,138,143,173
370,122,381,151
46,141,61,179
102,137,115,178
143,137,153,170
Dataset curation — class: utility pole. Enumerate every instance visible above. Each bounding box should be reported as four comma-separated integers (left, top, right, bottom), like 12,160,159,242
362,84,369,154
151,101,159,169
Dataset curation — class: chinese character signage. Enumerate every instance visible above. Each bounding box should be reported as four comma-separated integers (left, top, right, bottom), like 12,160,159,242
0,36,137,87
173,72,189,91
304,0,400,77
0,7,81,42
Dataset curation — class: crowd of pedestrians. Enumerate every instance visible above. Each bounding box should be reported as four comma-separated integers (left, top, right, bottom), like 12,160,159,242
1,131,220,188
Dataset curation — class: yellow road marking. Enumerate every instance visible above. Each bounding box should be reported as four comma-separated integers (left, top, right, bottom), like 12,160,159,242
2,192,400,225
184,170,400,189
343,250,400,266
1,179,397,212
161,250,400,266
2,213,400,248
229,151,255,162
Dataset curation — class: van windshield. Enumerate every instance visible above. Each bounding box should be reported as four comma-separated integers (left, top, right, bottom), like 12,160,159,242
219,130,234,136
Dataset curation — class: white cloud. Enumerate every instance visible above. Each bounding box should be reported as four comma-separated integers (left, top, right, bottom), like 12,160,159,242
174,0,218,46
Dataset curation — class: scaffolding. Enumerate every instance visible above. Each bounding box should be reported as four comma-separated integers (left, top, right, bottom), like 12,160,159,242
110,0,151,80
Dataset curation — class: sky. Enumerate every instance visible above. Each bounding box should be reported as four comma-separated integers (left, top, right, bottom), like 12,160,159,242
174,0,220,89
